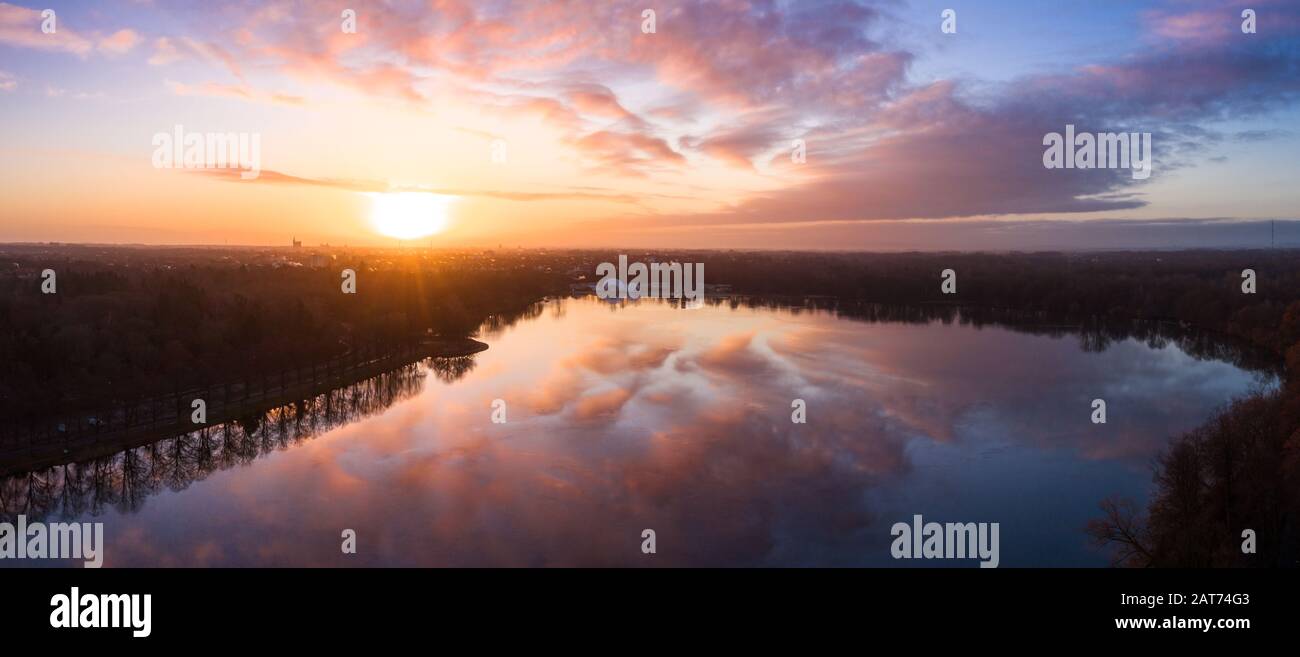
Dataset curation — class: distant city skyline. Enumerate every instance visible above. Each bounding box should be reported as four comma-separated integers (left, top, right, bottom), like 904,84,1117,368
2,0,1298,249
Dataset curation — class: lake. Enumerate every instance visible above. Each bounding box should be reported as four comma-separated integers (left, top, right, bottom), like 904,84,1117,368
0,296,1276,566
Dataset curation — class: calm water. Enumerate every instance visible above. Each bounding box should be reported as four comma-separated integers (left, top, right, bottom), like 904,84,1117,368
1,297,1275,566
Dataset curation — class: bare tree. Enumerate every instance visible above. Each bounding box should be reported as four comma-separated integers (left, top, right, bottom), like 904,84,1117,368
1086,496,1154,567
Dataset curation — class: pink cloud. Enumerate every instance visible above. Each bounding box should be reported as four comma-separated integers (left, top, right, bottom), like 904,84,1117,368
167,79,305,105
23,0,1294,227
574,129,685,176
567,84,644,125
97,28,139,54
0,2,93,55
147,36,182,65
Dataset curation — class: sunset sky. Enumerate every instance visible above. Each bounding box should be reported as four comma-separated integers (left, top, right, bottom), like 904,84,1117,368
1,0,1298,249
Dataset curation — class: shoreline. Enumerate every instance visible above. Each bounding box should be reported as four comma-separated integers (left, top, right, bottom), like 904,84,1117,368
0,337,488,477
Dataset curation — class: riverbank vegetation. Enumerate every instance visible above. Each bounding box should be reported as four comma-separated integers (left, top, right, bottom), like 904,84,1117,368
698,249,1300,566
0,246,562,423
4,246,1298,564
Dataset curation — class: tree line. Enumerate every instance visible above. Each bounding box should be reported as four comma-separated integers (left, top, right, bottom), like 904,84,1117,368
0,251,561,423
667,248,1300,566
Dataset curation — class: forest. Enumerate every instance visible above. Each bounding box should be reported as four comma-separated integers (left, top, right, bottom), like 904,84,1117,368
3,245,1299,565
691,249,1300,566
0,246,562,423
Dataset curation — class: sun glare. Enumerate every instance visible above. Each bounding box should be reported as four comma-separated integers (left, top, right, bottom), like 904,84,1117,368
368,192,454,240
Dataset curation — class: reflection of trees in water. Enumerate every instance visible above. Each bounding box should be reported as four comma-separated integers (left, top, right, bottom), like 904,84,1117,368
600,295,1282,376
589,296,1287,565
476,301,548,338
0,356,472,522
814,299,1275,374
430,356,476,383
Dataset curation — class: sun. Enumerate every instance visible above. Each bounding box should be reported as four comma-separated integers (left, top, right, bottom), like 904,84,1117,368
368,192,455,240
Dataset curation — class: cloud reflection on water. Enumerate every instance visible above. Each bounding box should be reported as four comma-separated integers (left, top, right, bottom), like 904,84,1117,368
2,298,1271,566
